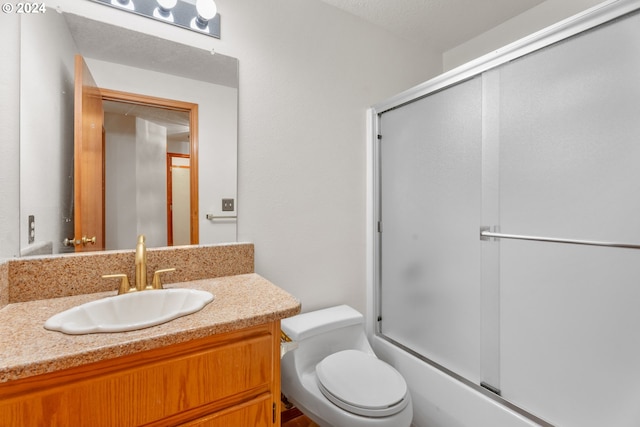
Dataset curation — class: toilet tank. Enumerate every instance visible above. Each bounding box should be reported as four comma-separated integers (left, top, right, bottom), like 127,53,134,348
281,305,374,371
281,305,363,340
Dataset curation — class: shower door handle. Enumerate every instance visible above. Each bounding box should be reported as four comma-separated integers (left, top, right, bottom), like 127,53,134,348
480,226,640,250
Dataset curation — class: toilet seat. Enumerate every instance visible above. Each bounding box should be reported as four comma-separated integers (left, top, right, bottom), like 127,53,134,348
315,350,409,418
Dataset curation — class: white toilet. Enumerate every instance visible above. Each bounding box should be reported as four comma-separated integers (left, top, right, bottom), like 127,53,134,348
281,305,413,427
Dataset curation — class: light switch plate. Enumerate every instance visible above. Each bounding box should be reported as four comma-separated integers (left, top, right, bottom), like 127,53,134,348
222,198,234,212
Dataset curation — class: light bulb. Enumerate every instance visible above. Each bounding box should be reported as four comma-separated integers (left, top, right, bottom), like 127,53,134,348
196,0,217,21
157,0,177,10
154,0,177,20
111,0,134,10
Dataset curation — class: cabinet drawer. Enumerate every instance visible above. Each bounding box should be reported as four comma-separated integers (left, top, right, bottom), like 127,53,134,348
179,393,273,427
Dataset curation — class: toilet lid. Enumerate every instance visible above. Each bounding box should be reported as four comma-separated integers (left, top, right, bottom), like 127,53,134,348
315,350,409,417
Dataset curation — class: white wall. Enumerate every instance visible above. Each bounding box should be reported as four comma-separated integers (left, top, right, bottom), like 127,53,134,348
443,0,606,70
135,118,168,248
19,11,77,254
104,113,137,250
0,13,20,259
227,0,440,313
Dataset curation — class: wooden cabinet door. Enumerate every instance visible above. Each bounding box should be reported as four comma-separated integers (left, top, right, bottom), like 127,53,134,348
0,322,281,427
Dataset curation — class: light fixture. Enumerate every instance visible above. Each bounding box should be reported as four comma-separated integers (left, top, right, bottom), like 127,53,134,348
90,0,221,39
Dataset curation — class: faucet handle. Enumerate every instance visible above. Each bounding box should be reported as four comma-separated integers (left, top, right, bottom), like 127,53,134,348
102,273,133,295
151,268,176,290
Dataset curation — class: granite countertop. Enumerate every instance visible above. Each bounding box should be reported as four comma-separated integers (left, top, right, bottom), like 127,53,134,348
0,273,301,383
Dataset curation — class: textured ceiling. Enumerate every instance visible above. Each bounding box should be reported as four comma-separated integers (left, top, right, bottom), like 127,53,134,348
64,13,238,88
317,0,546,51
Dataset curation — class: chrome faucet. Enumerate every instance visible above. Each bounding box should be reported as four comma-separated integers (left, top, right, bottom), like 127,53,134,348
102,234,176,294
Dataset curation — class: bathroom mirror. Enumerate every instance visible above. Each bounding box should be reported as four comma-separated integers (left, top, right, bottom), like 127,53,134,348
19,11,238,256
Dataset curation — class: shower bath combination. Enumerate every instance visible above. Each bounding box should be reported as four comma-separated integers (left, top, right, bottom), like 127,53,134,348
369,1,640,426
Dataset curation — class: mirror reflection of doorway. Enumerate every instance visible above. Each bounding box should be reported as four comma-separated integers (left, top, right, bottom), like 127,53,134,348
102,98,195,250
74,55,199,252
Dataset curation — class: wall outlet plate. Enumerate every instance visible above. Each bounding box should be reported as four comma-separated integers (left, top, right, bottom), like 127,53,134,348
222,198,234,212
28,215,35,244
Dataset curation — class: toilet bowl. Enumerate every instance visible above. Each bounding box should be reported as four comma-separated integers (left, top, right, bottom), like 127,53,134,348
281,305,413,427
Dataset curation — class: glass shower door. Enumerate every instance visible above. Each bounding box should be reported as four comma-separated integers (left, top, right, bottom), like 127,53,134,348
496,10,640,426
379,76,483,383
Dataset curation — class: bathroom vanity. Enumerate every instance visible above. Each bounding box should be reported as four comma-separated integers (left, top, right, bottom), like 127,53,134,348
0,244,301,427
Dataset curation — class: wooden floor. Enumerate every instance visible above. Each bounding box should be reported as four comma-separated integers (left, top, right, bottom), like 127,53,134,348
281,412,319,427
281,395,319,427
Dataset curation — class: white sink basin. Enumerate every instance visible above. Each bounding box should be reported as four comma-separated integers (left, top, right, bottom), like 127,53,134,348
44,289,214,335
